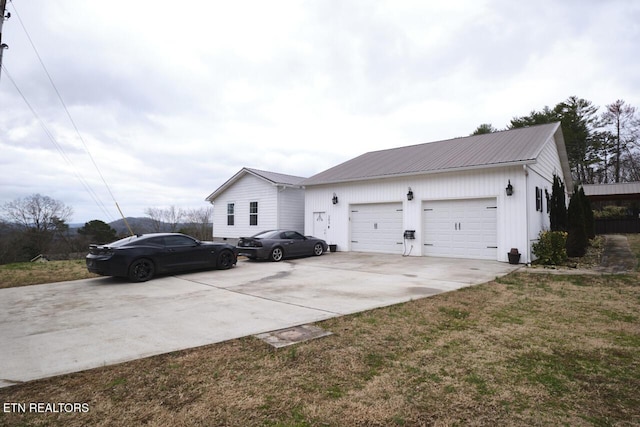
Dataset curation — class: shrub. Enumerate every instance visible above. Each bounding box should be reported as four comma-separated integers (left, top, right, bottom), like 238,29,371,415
532,230,568,265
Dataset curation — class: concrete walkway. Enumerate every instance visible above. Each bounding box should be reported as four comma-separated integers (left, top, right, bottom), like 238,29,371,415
595,234,638,273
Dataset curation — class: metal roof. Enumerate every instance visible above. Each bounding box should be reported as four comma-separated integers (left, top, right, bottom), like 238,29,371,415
303,122,566,186
583,182,640,198
205,167,307,202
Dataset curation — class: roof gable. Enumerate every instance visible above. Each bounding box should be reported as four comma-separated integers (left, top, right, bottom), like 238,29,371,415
205,167,306,202
303,122,566,186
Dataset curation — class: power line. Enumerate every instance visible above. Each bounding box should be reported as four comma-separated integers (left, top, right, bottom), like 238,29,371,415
1,63,115,221
6,1,134,232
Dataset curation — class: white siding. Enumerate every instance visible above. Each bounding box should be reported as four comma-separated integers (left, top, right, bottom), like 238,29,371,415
277,188,305,233
529,136,564,181
304,166,530,262
212,174,278,238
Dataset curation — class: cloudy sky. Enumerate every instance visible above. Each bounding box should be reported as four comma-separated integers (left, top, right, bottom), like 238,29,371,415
1,0,638,224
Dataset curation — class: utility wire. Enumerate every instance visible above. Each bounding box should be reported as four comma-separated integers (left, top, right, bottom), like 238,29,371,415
2,63,114,221
8,1,134,233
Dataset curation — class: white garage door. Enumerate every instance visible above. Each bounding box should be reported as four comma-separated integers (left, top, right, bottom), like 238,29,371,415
350,203,403,253
423,198,497,260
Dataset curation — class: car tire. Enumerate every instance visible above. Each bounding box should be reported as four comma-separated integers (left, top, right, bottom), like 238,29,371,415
128,258,155,282
313,243,324,256
270,247,284,262
217,249,235,270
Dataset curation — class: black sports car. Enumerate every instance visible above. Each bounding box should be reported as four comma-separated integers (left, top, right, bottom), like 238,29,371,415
86,233,238,282
237,230,328,262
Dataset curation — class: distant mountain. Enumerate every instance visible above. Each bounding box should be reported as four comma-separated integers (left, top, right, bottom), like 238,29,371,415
109,217,163,234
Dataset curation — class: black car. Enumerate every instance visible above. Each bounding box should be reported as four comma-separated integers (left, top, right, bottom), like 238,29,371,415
86,233,238,282
237,230,328,262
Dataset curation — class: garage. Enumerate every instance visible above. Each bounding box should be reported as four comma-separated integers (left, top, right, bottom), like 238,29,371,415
423,198,497,260
350,203,403,253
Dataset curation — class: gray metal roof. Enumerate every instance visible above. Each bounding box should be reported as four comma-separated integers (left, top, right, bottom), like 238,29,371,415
303,122,565,186
583,182,640,197
245,168,306,186
205,167,307,202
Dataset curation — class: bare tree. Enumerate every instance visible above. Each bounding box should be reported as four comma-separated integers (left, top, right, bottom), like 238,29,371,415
601,99,640,182
144,207,165,232
1,193,73,258
182,207,213,240
164,205,184,232
144,205,186,233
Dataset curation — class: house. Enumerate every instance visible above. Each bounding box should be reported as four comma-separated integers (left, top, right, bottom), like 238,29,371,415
205,167,306,242
302,122,572,264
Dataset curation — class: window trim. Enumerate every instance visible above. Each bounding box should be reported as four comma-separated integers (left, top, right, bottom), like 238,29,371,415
227,203,235,226
249,201,258,226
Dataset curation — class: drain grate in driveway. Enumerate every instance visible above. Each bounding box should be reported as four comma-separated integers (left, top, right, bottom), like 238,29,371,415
255,324,333,348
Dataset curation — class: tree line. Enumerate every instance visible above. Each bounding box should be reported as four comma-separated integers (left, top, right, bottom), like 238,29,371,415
472,96,640,184
0,194,213,264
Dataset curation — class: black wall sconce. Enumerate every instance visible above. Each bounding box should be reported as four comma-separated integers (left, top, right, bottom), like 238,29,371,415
505,180,514,196
407,187,414,201
332,193,338,204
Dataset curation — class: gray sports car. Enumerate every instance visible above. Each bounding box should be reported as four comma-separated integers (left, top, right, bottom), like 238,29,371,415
237,230,328,262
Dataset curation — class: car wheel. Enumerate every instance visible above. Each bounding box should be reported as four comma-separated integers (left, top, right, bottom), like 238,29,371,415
128,258,155,282
313,243,324,256
270,247,284,262
217,249,235,270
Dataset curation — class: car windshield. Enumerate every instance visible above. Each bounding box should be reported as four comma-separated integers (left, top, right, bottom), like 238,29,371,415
251,230,280,239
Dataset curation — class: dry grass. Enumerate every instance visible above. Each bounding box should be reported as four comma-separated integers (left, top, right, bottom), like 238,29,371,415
0,260,98,289
1,237,639,426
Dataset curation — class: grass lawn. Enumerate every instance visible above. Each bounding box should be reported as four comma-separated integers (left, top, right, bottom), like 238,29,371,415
0,236,638,426
0,259,98,289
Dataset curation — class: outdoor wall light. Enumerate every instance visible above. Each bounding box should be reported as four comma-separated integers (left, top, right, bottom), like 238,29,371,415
332,193,339,204
506,180,514,196
407,187,414,201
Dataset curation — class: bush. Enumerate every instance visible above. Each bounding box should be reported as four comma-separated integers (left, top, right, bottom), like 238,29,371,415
532,230,568,265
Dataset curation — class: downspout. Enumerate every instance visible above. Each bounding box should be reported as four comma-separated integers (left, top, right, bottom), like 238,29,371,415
523,164,531,265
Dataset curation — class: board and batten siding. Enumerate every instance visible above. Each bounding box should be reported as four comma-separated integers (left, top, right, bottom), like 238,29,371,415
304,166,530,262
277,188,305,233
212,174,278,238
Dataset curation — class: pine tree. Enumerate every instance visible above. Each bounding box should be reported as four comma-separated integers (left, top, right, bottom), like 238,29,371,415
579,187,595,239
549,175,568,232
566,186,588,257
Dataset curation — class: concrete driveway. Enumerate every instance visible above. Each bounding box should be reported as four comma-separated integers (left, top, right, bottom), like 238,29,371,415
0,253,518,388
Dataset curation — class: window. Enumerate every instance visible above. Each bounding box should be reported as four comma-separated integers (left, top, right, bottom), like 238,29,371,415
250,202,258,226
164,235,196,247
227,203,235,226
535,187,543,212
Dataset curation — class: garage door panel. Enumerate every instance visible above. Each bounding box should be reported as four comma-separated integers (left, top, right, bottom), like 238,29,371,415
351,203,403,254
423,198,497,260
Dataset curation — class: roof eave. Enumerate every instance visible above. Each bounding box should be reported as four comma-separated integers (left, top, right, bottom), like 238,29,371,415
302,160,535,187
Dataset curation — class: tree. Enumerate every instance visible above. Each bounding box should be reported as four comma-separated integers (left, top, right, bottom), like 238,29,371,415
0,193,73,258
601,99,640,182
566,186,588,257
180,207,213,240
78,220,117,244
471,123,498,135
579,187,595,240
144,205,185,232
509,105,559,128
549,174,568,232
556,96,600,184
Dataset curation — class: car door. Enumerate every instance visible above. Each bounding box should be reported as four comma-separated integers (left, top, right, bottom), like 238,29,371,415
162,235,210,271
282,231,309,256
